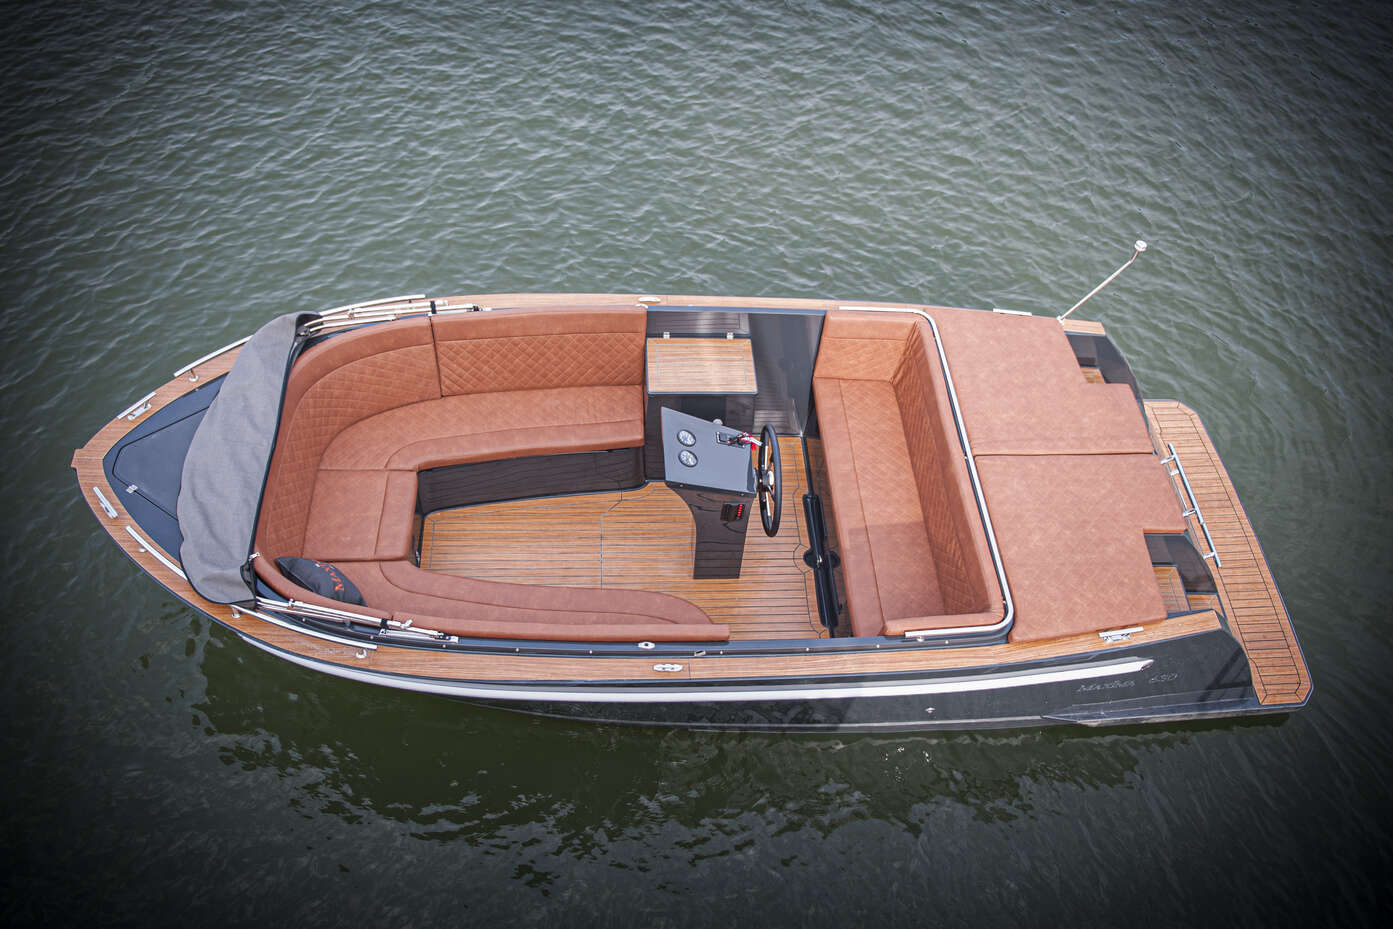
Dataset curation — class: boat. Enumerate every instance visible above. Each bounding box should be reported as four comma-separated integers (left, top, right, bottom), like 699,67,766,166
71,286,1311,731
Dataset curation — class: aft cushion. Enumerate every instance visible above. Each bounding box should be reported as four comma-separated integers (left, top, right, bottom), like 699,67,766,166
973,454,1185,642
930,308,1153,456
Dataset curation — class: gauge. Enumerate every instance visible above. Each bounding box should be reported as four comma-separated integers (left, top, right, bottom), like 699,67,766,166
677,429,696,447
678,449,698,468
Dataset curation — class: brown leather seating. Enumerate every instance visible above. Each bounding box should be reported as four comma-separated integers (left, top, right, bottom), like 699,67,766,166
812,312,1001,638
253,306,728,643
928,306,1185,642
973,454,1184,642
930,308,1154,456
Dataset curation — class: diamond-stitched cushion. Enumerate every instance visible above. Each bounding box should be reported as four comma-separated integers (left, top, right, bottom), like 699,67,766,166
253,310,647,564
813,313,1000,637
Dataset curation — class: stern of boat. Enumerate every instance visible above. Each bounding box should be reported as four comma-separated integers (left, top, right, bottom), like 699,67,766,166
1144,400,1312,713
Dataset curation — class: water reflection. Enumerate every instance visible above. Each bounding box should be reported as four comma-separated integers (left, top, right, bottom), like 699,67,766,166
194,623,1248,852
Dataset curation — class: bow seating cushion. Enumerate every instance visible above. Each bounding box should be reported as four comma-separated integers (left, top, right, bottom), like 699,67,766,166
253,306,728,642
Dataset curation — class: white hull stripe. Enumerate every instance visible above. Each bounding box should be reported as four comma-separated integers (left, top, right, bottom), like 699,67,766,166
239,636,1153,704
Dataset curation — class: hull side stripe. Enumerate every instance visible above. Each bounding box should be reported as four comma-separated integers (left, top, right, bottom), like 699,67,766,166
238,636,1151,703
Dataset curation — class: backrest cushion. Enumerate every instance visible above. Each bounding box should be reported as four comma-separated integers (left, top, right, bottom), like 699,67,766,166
813,312,912,381
432,305,645,396
255,317,439,558
892,321,993,615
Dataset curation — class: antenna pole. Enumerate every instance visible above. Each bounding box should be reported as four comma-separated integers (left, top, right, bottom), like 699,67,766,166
1058,240,1148,321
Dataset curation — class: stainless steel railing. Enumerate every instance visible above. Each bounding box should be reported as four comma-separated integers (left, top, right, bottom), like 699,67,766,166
1160,442,1222,568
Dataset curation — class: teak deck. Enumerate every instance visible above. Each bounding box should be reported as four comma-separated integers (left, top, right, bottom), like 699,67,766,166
645,337,758,395
421,437,824,640
1154,565,1187,614
1145,400,1311,706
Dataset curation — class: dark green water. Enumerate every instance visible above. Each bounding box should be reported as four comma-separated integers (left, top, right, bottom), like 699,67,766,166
4,1,1391,925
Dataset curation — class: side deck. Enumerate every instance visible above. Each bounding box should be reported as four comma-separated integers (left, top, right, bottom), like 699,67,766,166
1145,400,1311,708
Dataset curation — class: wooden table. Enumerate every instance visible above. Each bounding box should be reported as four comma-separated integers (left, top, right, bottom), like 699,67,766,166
646,337,757,394
644,337,759,478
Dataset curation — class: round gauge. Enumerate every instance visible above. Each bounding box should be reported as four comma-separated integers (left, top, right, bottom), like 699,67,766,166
678,449,698,468
677,429,696,447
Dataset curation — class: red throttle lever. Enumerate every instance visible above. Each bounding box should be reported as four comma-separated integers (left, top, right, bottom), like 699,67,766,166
716,430,762,448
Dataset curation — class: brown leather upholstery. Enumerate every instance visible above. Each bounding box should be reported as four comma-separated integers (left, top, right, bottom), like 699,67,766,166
813,312,1000,637
257,317,439,559
251,554,727,642
355,561,721,630
974,454,1184,642
373,559,712,624
928,306,1189,641
433,306,646,396
302,470,417,562
252,306,725,642
930,307,1154,456
319,386,642,470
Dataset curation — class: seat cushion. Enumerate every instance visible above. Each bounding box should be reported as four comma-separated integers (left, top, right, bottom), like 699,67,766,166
431,305,646,395
255,316,439,559
301,469,417,562
812,312,1002,638
354,560,717,627
931,308,1153,456
813,377,944,636
318,386,644,471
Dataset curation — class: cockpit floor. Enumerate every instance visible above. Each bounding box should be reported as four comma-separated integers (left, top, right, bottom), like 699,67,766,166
419,437,826,640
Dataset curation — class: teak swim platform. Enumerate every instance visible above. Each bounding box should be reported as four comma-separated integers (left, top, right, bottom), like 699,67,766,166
72,292,1311,730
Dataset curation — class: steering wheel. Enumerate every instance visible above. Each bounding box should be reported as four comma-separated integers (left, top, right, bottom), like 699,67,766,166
757,425,782,537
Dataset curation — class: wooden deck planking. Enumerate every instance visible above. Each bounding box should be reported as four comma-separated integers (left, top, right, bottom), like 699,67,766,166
645,338,757,394
1059,318,1107,336
422,437,826,640
1145,400,1310,707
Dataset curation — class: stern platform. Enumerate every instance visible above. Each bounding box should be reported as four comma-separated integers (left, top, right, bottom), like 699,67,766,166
1145,400,1312,709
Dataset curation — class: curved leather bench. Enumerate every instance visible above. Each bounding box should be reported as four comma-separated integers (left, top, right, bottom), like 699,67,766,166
253,305,728,643
812,312,1001,638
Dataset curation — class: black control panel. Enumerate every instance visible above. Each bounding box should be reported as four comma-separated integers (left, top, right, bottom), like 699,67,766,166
659,407,757,579
660,407,758,497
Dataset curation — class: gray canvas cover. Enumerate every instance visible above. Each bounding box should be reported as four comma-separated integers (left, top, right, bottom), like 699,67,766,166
177,312,311,603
